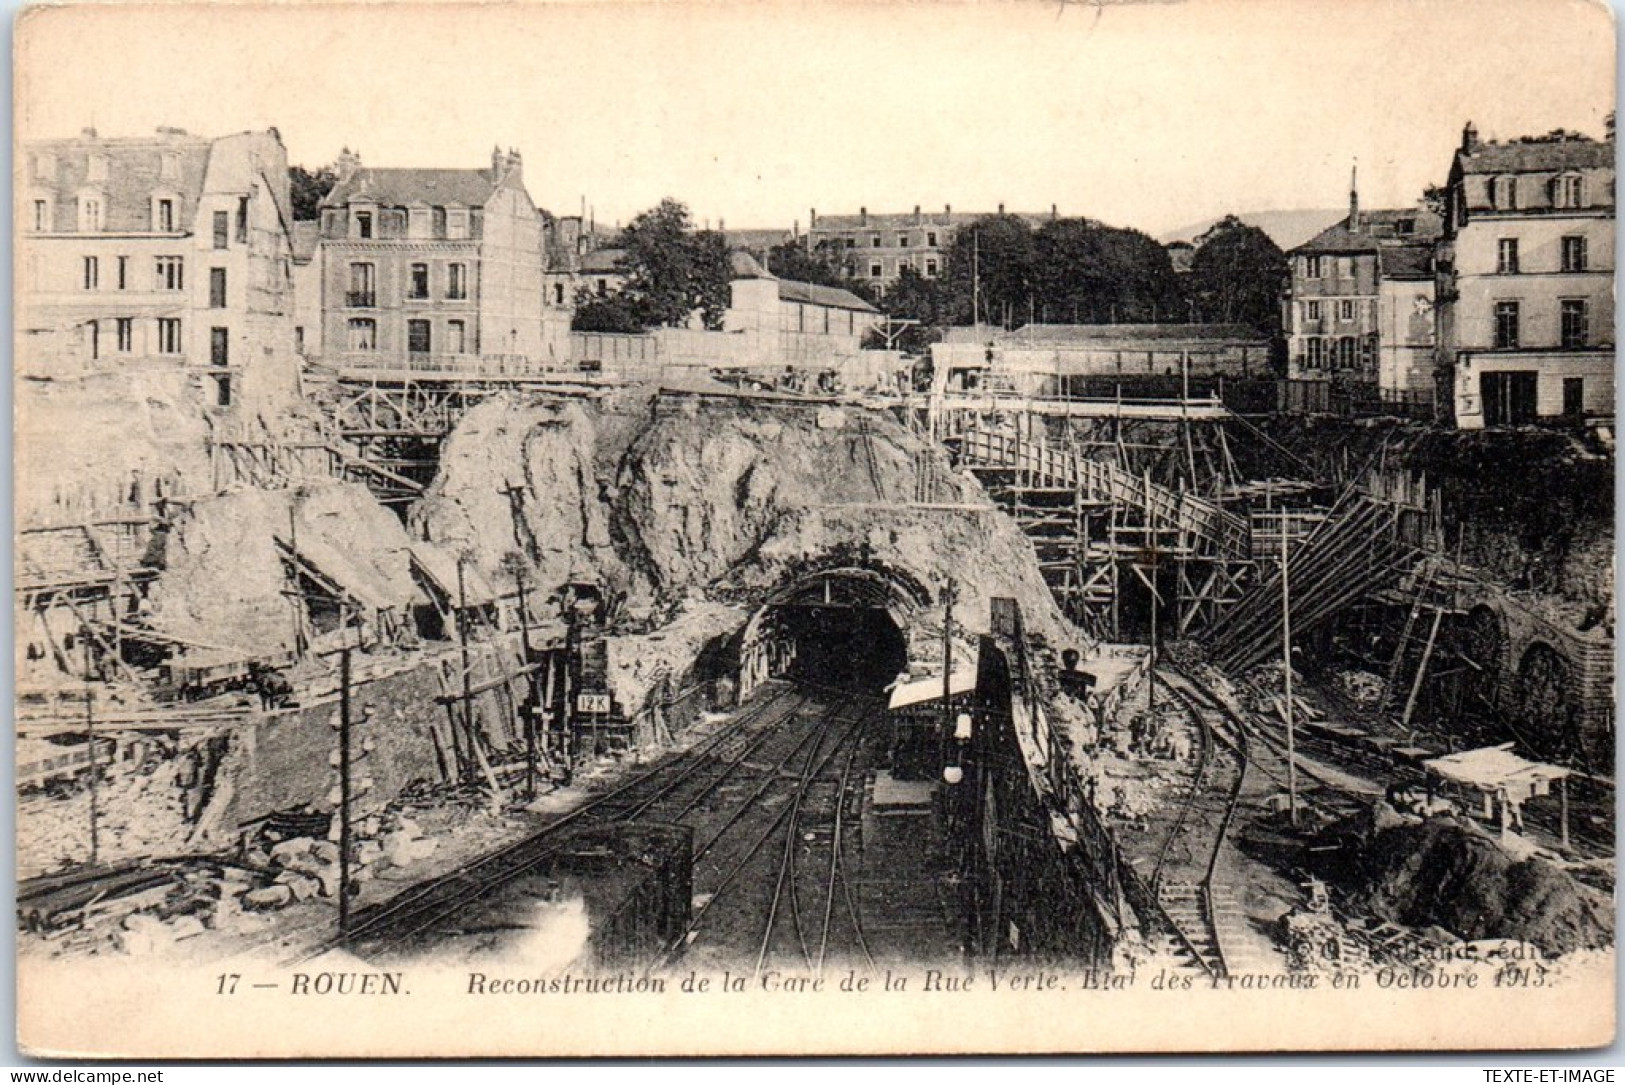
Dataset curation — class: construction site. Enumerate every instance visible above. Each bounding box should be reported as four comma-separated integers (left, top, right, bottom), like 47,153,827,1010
15,322,1614,989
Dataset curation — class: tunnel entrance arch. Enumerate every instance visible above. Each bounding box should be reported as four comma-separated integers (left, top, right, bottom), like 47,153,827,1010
738,563,933,698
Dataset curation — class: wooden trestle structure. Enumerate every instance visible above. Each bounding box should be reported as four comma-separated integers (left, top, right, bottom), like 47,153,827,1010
954,425,1254,640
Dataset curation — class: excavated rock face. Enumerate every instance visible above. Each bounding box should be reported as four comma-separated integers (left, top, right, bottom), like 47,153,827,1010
146,482,422,659
418,391,1079,651
410,397,634,606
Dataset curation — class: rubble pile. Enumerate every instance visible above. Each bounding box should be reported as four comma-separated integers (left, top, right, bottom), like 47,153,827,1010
17,761,188,880
1333,813,1613,956
1333,669,1386,709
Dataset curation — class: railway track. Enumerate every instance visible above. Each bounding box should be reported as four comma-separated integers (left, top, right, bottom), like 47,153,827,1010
329,681,812,958
662,691,882,976
1150,669,1251,981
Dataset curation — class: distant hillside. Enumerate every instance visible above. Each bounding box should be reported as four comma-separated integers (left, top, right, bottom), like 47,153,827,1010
1161,209,1344,252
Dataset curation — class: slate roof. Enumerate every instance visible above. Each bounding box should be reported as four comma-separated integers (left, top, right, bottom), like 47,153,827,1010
730,251,774,279
777,279,879,314
1378,244,1435,280
24,134,211,234
1004,323,1266,344
579,247,627,275
323,167,499,209
1458,138,1614,175
812,210,1055,232
1295,208,1444,255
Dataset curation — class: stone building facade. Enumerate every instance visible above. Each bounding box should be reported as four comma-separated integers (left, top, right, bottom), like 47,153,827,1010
18,126,299,410
1436,123,1615,428
806,204,1057,291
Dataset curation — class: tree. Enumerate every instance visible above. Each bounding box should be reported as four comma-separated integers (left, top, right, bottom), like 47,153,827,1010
570,291,645,334
614,198,732,330
289,164,338,221
1032,219,1183,324
1186,216,1288,336
872,266,946,353
765,239,854,290
943,214,1035,326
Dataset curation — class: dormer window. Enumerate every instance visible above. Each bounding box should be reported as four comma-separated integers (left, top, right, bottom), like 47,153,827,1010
155,198,176,232
31,197,51,232
1552,173,1585,209
1490,175,1519,210
77,194,105,232
355,210,373,239
446,208,469,240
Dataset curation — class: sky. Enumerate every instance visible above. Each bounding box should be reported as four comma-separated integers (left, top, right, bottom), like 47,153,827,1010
13,0,1617,238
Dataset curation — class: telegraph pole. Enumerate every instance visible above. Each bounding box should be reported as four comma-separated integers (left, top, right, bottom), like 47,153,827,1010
338,645,353,942
941,577,958,784
83,637,100,866
1280,512,1299,827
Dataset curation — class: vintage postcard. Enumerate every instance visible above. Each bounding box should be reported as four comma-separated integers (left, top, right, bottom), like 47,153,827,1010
12,0,1616,1059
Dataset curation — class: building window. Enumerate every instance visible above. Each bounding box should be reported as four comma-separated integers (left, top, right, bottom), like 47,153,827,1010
897,234,909,247
1560,299,1588,349
347,318,377,352
927,232,938,247
447,263,467,300
1561,235,1588,273
82,255,99,290
156,199,175,232
1337,337,1357,369
155,256,184,291
355,210,373,239
209,267,227,309
156,318,183,354
409,263,430,300
213,211,229,249
432,207,447,238
553,283,565,305
115,317,133,353
116,256,128,290
1305,338,1324,369
871,234,882,248
407,319,431,354
211,327,229,367
1304,300,1322,323
1338,299,1356,322
596,278,609,297
1494,301,1520,349
870,263,883,278
446,209,469,240
78,196,104,232
33,199,48,231
1497,238,1519,274
295,326,305,355
1491,175,1519,210
845,239,855,249
448,320,467,354
236,197,249,243
88,320,100,361
348,263,376,307
1304,255,1323,278
1553,173,1584,209
925,259,938,277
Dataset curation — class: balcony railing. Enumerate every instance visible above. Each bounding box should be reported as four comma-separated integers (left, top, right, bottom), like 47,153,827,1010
346,291,376,308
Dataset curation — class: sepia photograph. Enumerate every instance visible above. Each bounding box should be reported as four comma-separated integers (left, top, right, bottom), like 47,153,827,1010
10,0,1618,1059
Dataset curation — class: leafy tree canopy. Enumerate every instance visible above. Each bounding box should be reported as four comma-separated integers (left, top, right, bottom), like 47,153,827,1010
289,164,337,221
611,198,733,331
1186,217,1288,336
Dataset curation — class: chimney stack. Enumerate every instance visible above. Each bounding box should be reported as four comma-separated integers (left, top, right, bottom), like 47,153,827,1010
492,144,505,175
335,147,361,181
1349,162,1359,230
1462,121,1479,154
860,206,868,226
945,204,952,216
998,202,1005,215
810,207,818,228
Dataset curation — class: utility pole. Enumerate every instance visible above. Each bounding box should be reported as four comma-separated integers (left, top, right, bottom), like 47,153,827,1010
1280,512,1298,827
338,645,352,942
515,564,538,802
83,637,99,866
941,577,959,785
456,555,476,784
